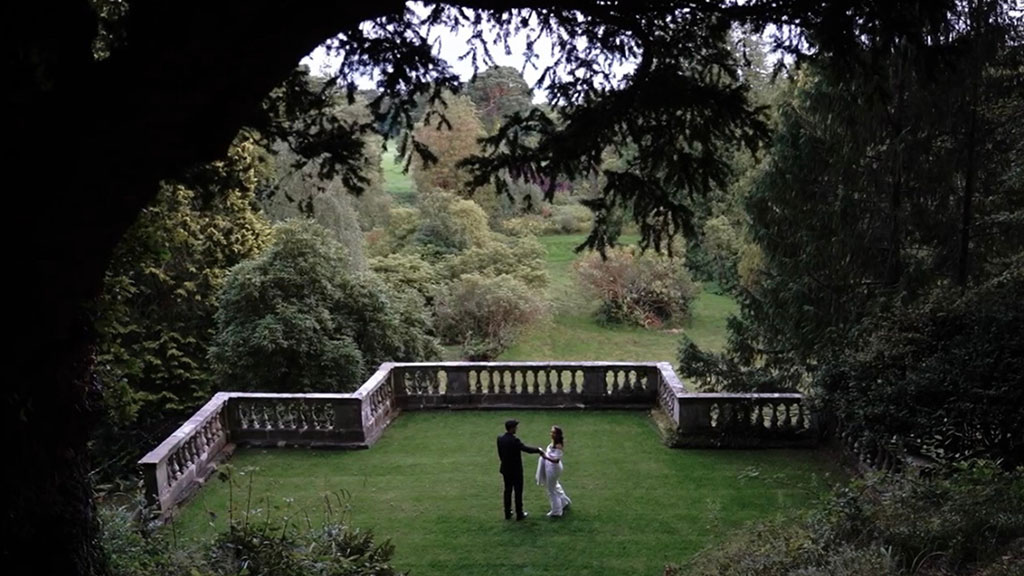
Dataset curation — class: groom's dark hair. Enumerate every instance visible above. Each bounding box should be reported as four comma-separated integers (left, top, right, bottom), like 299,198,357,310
505,419,519,432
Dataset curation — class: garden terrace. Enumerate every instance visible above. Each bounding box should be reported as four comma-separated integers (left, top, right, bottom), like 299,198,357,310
140,361,816,517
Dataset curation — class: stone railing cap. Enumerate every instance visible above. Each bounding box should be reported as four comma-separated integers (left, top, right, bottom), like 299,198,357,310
677,392,804,399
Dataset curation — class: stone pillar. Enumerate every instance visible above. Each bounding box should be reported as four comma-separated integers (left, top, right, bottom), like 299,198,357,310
677,396,713,434
446,367,469,395
332,398,365,443
139,460,165,510
582,366,605,397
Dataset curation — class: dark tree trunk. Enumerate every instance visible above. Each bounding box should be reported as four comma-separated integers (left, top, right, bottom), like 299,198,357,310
959,103,977,288
3,2,408,573
885,43,909,287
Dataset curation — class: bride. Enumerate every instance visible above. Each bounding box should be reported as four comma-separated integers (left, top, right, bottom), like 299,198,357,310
536,425,572,517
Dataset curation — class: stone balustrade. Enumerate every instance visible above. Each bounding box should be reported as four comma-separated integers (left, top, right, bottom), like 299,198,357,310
392,361,662,409
673,392,815,447
139,361,815,518
139,393,231,514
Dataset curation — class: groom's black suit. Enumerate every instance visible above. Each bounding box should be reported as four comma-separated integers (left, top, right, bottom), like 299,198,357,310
497,426,543,520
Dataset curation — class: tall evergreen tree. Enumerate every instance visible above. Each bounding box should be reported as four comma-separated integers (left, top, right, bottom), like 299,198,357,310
92,137,271,481
7,2,1009,572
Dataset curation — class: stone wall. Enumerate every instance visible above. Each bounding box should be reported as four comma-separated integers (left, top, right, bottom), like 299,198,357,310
138,361,815,518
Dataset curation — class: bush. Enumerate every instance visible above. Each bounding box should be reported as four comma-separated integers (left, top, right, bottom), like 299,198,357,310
550,203,594,233
500,214,550,237
441,235,549,289
433,273,549,360
413,191,491,258
673,462,1023,576
100,491,406,576
497,204,593,236
369,253,443,302
366,207,420,258
671,522,897,576
101,505,191,576
819,268,1024,468
574,245,700,328
867,462,1024,570
210,220,438,393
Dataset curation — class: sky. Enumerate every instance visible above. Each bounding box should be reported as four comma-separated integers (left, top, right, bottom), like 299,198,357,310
300,3,625,104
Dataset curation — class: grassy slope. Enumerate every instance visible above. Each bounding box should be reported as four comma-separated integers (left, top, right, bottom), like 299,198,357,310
500,234,738,362
171,411,842,576
380,146,417,206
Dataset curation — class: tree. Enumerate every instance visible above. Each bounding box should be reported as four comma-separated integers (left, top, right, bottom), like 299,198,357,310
413,190,493,258
261,140,369,272
465,65,534,134
259,78,392,236
92,137,271,480
411,92,487,195
209,219,440,393
678,1,1024,470
6,2,994,572
730,4,1024,375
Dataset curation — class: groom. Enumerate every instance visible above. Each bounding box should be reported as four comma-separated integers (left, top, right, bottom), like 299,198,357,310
497,418,544,520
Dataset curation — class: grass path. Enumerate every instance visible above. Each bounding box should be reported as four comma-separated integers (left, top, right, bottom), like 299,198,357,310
380,146,416,205
500,234,738,362
170,411,842,576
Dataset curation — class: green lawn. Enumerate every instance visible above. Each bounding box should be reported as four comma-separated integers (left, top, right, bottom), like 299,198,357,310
381,146,417,205
500,234,738,362
170,411,842,576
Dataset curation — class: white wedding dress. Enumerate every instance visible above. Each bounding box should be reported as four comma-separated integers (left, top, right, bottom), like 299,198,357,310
535,443,571,516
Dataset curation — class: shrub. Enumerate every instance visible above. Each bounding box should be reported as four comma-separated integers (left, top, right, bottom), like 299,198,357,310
366,207,420,258
550,203,594,233
574,246,700,328
100,491,405,576
867,462,1024,570
413,191,491,258
673,462,1023,576
369,253,443,302
671,521,897,576
207,521,402,576
433,273,549,360
501,214,550,237
818,267,1024,468
210,219,438,393
497,204,593,236
441,235,549,289
101,505,191,576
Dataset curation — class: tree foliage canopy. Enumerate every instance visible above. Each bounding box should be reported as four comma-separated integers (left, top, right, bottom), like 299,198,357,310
9,1,1024,573
210,219,440,394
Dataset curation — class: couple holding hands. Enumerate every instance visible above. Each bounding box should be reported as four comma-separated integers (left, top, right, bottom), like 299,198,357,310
496,418,572,520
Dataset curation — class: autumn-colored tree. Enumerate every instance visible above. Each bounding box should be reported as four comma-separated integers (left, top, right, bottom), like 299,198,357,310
466,66,534,134
411,93,486,196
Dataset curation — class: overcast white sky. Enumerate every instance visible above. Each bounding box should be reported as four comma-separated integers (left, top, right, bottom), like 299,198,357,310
300,3,623,104
301,9,559,103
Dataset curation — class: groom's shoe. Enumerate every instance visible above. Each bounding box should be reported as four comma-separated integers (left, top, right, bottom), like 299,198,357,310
516,512,529,521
